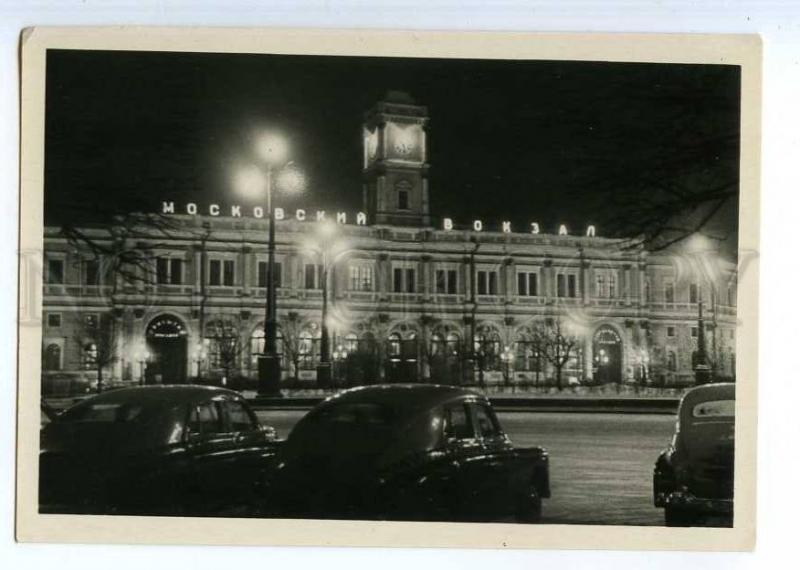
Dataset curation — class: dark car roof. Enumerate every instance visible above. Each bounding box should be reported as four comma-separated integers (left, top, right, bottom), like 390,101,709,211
680,383,735,407
322,384,484,412
69,385,244,409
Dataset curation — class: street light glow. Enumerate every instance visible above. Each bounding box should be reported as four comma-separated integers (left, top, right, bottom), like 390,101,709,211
234,164,267,199
257,133,289,166
276,164,306,194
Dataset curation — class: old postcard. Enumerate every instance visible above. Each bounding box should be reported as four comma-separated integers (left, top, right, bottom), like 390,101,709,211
17,27,760,550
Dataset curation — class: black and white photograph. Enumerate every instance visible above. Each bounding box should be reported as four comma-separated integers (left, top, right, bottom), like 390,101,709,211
16,28,760,550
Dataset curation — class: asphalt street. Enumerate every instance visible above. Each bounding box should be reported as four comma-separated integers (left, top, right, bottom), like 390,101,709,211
254,409,676,526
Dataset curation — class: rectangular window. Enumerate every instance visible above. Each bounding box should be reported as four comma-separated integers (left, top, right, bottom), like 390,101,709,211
477,271,497,295
47,313,61,328
406,268,416,293
47,259,64,285
568,274,577,298
398,189,409,210
393,267,403,293
305,263,318,289
667,326,676,338
447,270,457,294
436,270,447,294
436,269,457,294
689,283,699,304
223,260,235,287
170,258,183,285
349,265,373,291
259,261,283,288
608,273,616,298
209,260,221,286
691,327,699,338
665,282,675,304
477,271,488,295
727,283,735,306
156,257,169,284
556,274,566,297
85,260,99,285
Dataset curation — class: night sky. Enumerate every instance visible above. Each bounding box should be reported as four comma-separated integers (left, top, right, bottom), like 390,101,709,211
44,49,741,248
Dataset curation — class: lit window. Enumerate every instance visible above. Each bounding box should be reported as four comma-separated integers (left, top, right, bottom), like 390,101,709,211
349,264,373,291
82,343,98,370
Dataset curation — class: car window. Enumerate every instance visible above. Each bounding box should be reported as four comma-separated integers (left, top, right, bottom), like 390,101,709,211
443,404,474,440
692,399,735,418
224,400,256,432
187,402,222,436
472,404,502,439
61,402,145,423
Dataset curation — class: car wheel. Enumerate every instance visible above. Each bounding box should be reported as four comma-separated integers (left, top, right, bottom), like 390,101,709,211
665,505,695,527
516,489,542,523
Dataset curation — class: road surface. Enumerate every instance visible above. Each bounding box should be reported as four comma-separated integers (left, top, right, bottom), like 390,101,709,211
255,409,675,526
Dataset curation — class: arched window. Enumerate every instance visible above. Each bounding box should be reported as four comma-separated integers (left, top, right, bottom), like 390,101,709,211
343,333,358,353
475,329,502,371
430,333,444,357
250,328,265,363
82,343,98,370
44,343,61,371
388,333,402,358
514,334,542,372
446,332,460,356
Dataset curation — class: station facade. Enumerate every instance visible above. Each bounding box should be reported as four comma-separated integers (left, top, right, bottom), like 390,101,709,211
40,93,738,389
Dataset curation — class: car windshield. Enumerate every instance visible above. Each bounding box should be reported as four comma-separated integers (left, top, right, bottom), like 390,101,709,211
60,401,153,424
288,402,401,453
692,399,735,419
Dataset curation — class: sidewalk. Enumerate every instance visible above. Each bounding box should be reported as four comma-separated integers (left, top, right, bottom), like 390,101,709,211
245,385,685,414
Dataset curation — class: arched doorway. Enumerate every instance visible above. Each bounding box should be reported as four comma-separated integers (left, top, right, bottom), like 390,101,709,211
593,326,623,384
146,315,188,384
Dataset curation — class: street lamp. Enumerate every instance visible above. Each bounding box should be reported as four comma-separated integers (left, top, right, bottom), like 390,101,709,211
332,344,349,387
684,234,720,385
237,132,304,396
304,220,349,388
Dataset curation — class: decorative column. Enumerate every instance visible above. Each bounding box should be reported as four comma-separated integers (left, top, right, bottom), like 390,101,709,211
421,254,433,301
504,257,515,304
241,245,251,296
638,262,648,306
581,259,591,304
624,264,632,306
583,332,593,383
543,257,553,300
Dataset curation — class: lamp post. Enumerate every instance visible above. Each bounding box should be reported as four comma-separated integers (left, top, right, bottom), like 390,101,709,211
304,221,348,388
237,133,304,396
685,235,718,385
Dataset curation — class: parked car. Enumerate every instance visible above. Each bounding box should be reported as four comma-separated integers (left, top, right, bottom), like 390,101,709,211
653,382,735,527
264,384,550,522
39,385,279,516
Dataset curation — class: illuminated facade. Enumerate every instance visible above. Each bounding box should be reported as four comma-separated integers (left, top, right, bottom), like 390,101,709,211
40,93,738,389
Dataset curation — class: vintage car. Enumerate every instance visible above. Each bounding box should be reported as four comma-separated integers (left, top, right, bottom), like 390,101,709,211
653,383,735,527
264,384,550,522
40,385,279,516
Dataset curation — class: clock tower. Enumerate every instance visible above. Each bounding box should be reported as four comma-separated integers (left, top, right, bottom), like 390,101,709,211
362,91,431,227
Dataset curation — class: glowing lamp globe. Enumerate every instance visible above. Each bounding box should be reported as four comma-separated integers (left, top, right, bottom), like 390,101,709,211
257,133,289,166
